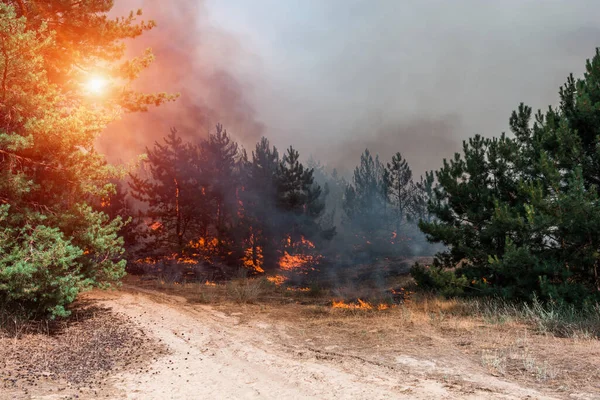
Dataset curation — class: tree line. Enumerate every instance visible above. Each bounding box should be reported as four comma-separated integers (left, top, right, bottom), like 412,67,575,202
415,51,600,305
112,125,435,276
2,0,600,318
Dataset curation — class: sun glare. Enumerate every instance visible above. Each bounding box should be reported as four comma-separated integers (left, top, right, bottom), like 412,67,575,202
85,75,108,95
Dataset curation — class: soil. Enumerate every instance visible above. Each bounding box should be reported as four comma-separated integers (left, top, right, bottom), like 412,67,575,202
2,286,598,399
0,299,165,399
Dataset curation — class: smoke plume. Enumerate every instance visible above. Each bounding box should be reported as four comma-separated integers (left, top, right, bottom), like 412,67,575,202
100,0,265,162
101,0,600,177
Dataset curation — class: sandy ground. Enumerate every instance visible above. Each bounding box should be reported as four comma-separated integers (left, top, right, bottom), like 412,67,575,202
57,288,560,400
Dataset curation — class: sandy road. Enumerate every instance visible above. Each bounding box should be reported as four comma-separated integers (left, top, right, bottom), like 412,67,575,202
92,289,556,400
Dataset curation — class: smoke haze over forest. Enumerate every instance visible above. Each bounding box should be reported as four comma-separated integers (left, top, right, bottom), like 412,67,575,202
102,0,600,176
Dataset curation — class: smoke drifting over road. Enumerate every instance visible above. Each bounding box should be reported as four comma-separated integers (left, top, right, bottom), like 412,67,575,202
102,0,600,176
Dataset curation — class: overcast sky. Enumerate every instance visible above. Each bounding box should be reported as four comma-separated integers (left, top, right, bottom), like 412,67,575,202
106,0,600,176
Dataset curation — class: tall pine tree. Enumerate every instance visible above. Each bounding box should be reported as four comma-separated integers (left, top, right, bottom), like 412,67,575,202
418,49,600,303
129,129,203,254
0,2,173,317
241,137,280,271
343,149,389,250
275,147,330,241
201,124,241,260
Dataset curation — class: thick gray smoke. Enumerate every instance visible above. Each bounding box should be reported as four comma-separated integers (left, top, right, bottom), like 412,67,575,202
102,0,600,176
100,0,265,161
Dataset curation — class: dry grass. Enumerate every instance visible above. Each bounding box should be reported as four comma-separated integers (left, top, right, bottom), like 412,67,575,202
122,274,600,396
226,275,272,304
128,271,286,305
270,297,599,396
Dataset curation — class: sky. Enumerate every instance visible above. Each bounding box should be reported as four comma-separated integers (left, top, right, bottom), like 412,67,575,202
104,0,600,176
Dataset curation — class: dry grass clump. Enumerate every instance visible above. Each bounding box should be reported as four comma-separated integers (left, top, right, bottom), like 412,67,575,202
520,298,600,339
371,293,600,339
226,275,273,304
479,333,561,381
0,303,36,339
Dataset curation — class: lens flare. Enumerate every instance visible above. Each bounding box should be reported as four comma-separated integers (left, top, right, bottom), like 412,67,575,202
85,76,108,95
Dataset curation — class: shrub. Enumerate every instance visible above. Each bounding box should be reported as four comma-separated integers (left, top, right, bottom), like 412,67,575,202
410,263,469,297
226,271,268,303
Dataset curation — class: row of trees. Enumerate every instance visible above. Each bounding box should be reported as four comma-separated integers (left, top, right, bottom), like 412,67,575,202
340,150,434,257
0,1,433,319
122,126,333,273
415,50,600,305
4,0,600,318
118,126,434,275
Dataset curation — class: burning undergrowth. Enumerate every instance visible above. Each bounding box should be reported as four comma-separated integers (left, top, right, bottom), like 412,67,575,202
115,127,438,313
128,222,328,287
125,231,427,313
331,299,393,311
100,100,442,363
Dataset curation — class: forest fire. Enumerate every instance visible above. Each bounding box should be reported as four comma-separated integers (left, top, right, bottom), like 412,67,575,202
242,233,264,273
332,299,393,311
186,237,220,263
286,287,310,292
266,275,287,286
278,252,320,271
278,235,322,271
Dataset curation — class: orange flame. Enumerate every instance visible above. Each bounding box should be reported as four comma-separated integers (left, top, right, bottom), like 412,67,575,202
279,252,320,271
242,233,265,273
278,235,321,271
286,287,311,292
332,299,393,311
267,275,287,286
150,221,162,231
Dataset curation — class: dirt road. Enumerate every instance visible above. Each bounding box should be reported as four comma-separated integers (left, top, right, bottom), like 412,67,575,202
81,289,558,400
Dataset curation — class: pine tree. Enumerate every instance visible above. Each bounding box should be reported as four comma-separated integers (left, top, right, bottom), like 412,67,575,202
129,129,202,255
416,133,522,293
413,171,435,224
0,2,173,317
306,157,338,234
386,152,415,231
241,137,280,271
325,168,348,230
275,147,330,242
417,49,600,303
343,149,389,248
201,124,241,260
